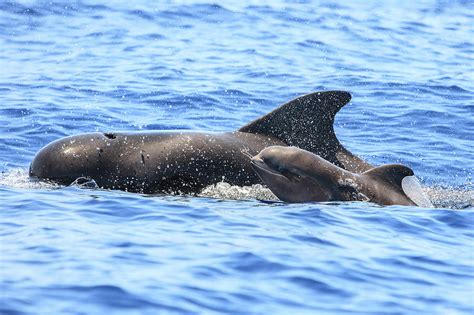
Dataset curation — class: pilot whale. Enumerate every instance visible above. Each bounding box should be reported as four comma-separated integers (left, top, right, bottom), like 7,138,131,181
30,91,373,194
251,146,433,207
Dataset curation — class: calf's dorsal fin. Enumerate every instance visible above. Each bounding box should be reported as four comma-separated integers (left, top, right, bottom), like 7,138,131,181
362,164,433,207
239,91,372,173
363,164,414,186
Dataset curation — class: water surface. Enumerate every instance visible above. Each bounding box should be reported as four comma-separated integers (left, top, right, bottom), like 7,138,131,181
1,1,473,314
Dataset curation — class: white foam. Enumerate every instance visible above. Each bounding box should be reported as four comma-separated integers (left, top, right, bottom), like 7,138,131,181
199,182,278,201
200,182,472,209
1,168,471,209
0,168,59,190
423,185,474,210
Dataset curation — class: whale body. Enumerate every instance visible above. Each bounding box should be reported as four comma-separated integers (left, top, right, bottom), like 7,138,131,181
251,146,433,207
30,91,372,194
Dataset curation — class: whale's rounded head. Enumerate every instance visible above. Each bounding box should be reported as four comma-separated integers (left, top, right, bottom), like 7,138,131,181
30,132,112,185
250,146,340,203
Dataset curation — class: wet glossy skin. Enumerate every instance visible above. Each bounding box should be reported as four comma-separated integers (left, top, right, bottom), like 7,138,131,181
30,91,374,194
251,146,417,206
30,131,285,193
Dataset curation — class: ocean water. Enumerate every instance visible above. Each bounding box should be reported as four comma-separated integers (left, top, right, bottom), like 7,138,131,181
1,0,473,314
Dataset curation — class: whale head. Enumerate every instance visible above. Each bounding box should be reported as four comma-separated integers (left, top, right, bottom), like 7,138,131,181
251,146,343,203
29,132,125,188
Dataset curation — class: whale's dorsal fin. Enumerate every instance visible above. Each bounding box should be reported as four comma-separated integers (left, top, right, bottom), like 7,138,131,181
363,164,414,186
362,164,433,207
239,91,372,173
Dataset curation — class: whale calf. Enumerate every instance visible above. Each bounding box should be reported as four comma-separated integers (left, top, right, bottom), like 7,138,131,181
251,146,433,207
30,91,372,194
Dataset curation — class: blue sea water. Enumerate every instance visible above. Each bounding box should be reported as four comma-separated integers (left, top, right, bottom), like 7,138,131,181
1,0,473,314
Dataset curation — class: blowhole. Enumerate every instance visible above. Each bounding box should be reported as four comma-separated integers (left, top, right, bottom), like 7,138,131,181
104,133,116,139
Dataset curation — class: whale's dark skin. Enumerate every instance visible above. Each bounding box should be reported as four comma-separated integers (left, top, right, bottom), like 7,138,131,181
31,131,285,193
30,91,373,194
251,146,421,206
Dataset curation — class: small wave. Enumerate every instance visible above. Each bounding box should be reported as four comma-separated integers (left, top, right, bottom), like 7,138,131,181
127,9,155,21
41,284,185,312
201,182,472,209
2,168,471,209
0,168,58,190
0,2,110,17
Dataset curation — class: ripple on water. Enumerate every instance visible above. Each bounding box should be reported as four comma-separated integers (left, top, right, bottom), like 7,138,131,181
1,1,473,314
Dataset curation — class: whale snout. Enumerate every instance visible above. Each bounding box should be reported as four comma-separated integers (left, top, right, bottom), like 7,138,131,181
29,133,107,184
29,138,83,184
250,155,279,177
250,156,264,169
29,145,54,179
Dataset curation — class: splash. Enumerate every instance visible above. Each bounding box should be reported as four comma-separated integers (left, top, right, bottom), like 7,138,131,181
200,182,473,209
424,184,474,209
1,168,471,209
70,177,99,189
0,168,59,190
199,182,278,201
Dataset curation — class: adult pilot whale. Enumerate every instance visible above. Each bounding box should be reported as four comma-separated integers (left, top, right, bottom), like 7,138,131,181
251,146,433,207
30,91,373,194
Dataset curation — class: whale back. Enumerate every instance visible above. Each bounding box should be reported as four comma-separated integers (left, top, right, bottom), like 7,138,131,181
239,91,372,173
